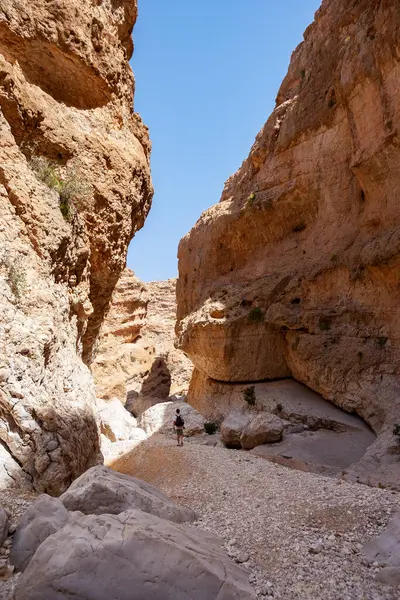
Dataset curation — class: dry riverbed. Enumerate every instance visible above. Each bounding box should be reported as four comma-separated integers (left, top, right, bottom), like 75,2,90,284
113,433,400,600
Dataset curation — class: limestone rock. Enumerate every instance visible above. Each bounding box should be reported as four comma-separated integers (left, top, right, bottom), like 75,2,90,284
375,567,400,586
362,511,400,568
60,466,196,523
92,272,193,402
96,397,139,443
138,401,205,437
0,505,8,546
221,414,251,449
15,509,255,600
0,0,152,493
100,432,147,466
177,0,400,488
240,414,284,450
10,495,80,572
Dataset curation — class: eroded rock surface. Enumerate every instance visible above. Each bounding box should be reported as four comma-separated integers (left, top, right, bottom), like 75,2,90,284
0,0,152,492
93,270,193,403
177,0,400,488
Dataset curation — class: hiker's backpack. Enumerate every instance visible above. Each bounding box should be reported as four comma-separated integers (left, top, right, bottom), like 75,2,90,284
175,414,184,427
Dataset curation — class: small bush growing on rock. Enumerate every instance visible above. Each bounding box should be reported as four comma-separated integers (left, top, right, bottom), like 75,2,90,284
393,424,400,441
248,307,264,323
243,386,256,406
276,403,283,413
377,336,388,347
5,260,27,300
204,422,218,435
247,192,256,204
30,157,90,222
30,156,60,189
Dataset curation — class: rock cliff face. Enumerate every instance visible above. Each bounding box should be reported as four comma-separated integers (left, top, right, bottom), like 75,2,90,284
177,0,400,487
92,269,193,403
0,0,152,492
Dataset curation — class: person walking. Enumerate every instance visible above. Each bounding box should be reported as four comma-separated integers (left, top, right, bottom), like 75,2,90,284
173,408,185,446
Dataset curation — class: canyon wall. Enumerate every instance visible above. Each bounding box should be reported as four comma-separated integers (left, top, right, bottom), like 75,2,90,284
92,269,193,406
177,0,400,487
0,0,152,493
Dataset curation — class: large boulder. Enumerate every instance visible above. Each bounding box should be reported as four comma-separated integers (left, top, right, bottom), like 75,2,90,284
138,401,205,437
240,414,284,450
10,495,81,572
96,397,140,443
60,466,196,523
15,510,256,600
221,413,251,449
362,511,400,568
0,505,8,546
100,432,147,466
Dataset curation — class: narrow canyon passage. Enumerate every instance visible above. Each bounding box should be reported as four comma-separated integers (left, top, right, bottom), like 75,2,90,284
0,0,399,598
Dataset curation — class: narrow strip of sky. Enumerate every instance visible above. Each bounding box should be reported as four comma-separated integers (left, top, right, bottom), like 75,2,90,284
128,0,322,282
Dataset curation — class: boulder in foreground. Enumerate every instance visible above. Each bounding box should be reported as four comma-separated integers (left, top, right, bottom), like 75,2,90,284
15,509,256,600
10,495,81,572
60,466,196,523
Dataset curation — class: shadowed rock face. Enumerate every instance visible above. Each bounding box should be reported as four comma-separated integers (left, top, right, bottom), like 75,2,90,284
0,0,152,492
177,0,400,487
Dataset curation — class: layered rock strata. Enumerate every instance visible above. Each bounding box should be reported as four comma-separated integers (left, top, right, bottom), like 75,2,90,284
177,0,400,487
0,0,152,492
92,269,193,403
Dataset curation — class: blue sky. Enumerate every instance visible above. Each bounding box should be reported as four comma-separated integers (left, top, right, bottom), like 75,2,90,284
127,0,321,282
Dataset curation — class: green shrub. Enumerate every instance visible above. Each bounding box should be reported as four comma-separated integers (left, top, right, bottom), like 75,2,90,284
248,307,264,323
276,403,283,413
247,192,256,204
244,386,256,406
393,424,400,440
377,337,388,347
6,261,27,300
30,157,89,221
204,422,218,435
30,156,60,189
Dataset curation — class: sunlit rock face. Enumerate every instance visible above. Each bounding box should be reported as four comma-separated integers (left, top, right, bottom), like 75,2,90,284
177,0,400,488
0,0,152,492
92,270,193,403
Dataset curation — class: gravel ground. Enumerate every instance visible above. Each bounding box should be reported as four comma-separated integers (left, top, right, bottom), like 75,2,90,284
113,433,400,600
1,432,399,600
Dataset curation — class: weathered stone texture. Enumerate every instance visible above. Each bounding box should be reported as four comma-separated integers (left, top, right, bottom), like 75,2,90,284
0,0,152,492
177,0,400,487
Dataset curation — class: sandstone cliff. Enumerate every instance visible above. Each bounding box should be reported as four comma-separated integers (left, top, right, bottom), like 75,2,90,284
0,0,152,493
92,269,193,405
177,0,400,488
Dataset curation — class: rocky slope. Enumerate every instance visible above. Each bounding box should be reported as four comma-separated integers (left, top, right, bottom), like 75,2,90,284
92,269,193,403
0,0,152,493
176,0,400,488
